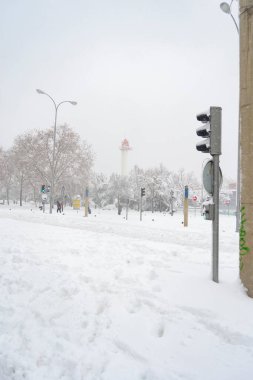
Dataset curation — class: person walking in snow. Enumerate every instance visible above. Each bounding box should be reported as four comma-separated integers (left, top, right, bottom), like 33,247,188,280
57,200,61,213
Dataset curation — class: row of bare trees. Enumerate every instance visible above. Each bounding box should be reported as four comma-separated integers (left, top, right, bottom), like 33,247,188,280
0,125,94,206
90,165,200,212
0,125,199,211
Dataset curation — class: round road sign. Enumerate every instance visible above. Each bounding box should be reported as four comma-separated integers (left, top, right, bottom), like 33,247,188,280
202,159,223,195
41,194,47,201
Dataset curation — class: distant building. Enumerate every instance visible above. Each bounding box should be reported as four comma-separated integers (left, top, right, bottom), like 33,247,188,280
120,138,132,176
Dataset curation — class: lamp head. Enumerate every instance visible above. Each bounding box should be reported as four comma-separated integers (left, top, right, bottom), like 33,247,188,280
220,2,231,14
36,89,45,94
70,101,77,106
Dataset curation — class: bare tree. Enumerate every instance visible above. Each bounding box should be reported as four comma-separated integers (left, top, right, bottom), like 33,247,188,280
90,173,109,208
12,125,94,206
0,149,14,205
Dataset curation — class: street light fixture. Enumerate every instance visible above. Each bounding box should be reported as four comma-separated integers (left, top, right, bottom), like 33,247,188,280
36,89,77,214
220,2,231,14
219,1,240,232
220,1,239,32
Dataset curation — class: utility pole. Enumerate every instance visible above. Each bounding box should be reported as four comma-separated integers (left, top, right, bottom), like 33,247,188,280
239,0,253,297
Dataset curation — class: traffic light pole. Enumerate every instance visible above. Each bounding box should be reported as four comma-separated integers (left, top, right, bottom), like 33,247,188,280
196,106,222,283
212,154,220,283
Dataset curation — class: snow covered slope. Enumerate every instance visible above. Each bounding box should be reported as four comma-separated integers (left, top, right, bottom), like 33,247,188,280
0,205,252,380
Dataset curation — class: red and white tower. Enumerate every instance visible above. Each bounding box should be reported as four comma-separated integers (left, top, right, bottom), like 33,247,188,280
120,138,132,176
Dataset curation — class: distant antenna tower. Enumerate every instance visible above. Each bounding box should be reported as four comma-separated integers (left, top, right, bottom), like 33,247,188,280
120,138,132,176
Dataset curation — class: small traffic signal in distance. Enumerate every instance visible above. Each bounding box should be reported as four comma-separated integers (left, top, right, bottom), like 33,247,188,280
41,184,46,193
141,187,145,197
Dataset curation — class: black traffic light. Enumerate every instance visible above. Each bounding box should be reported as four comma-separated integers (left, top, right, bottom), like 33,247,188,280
196,107,222,155
141,187,145,197
41,184,46,193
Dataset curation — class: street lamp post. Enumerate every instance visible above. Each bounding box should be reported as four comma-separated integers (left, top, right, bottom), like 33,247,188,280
220,1,240,232
36,89,77,214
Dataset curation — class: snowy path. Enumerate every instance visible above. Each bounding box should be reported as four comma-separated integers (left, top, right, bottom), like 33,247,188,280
0,206,253,380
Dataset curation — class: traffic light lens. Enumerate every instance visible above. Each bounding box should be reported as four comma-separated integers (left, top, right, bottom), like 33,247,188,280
196,125,210,137
196,113,209,122
196,138,210,152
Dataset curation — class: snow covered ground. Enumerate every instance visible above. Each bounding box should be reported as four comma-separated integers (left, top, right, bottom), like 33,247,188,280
0,204,253,380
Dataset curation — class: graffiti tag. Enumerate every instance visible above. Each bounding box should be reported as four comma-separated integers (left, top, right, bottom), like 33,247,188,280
240,206,250,271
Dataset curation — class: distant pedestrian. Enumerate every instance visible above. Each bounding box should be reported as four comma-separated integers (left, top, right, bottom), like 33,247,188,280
57,200,61,213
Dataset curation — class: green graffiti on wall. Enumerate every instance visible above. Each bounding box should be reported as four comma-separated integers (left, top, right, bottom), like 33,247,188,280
240,206,250,271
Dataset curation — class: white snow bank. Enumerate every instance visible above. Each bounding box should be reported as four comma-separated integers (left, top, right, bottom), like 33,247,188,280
0,205,252,380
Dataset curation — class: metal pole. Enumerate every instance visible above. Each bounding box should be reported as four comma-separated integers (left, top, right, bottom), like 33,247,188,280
84,187,89,217
212,154,220,283
140,195,142,221
126,198,129,220
152,182,154,213
50,105,58,214
220,2,240,232
184,185,188,227
36,90,77,214
231,11,240,32
61,186,65,212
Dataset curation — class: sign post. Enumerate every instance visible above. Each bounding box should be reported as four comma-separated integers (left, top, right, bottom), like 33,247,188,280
192,195,197,216
184,186,188,227
84,188,89,217
40,186,47,213
140,188,145,221
225,199,230,215
41,193,47,213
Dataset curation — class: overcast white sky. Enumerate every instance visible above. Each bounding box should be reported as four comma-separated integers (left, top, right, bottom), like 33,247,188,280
0,0,239,180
